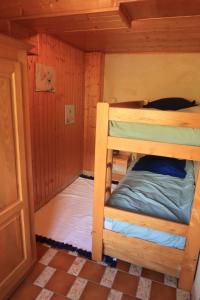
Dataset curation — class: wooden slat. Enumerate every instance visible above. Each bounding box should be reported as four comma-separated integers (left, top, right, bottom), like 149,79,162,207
109,107,200,128
92,103,109,261
104,206,188,236
103,229,184,277
108,137,200,161
178,167,200,290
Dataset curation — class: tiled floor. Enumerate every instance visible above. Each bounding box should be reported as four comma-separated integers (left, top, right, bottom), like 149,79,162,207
10,243,191,300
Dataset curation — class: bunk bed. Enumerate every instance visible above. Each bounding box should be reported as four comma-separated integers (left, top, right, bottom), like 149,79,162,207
92,101,200,292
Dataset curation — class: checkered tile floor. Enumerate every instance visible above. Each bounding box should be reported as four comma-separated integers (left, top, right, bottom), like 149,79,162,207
10,243,191,300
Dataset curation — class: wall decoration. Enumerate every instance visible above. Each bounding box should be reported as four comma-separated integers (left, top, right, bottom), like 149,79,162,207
35,63,55,92
65,104,75,124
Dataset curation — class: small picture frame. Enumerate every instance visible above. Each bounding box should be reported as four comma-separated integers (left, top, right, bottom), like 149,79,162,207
65,104,75,124
35,63,55,92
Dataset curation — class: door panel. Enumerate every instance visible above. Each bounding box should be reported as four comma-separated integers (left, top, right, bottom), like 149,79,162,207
0,59,32,298
0,215,24,284
0,74,19,211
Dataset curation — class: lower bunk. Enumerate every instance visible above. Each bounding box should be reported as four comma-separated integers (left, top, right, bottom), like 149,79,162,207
92,155,198,291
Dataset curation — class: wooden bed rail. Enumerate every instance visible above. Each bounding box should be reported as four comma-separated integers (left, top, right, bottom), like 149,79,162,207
108,137,200,161
104,206,188,236
109,106,200,128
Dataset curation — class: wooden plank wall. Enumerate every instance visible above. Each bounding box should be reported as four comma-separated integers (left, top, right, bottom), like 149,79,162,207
83,52,105,174
28,33,85,211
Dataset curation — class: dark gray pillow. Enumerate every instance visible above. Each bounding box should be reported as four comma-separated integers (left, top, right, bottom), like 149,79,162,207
143,97,196,110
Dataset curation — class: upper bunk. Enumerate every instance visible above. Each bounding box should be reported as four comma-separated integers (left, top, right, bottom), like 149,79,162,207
98,100,200,162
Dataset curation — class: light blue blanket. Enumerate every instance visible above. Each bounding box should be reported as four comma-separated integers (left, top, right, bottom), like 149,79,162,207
105,161,195,249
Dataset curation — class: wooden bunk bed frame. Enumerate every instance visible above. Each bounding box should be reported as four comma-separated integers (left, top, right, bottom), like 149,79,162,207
92,102,200,291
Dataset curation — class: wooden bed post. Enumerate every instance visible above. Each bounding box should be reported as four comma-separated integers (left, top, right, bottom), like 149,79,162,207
92,103,109,262
179,166,200,291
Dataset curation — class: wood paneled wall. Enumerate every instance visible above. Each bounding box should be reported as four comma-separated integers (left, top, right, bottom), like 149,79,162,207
28,33,85,211
83,52,105,174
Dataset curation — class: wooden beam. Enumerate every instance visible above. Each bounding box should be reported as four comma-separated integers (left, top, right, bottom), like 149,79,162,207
109,107,200,128
108,137,200,161
92,103,109,261
0,1,117,20
104,206,188,236
131,15,200,33
103,229,184,277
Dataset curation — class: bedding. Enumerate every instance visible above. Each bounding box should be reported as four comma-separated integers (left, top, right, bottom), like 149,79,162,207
105,160,195,249
109,106,200,146
109,120,200,146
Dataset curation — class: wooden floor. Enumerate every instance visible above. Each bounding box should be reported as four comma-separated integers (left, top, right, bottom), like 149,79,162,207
10,242,190,300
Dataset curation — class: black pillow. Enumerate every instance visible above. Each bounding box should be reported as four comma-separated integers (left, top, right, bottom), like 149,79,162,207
143,97,196,111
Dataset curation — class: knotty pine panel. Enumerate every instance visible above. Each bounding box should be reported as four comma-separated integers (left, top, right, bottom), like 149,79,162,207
28,33,84,210
83,52,105,174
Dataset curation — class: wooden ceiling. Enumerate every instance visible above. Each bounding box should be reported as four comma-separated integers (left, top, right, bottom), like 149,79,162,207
0,0,200,53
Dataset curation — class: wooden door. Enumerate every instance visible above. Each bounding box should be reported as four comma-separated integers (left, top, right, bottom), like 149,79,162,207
0,59,32,299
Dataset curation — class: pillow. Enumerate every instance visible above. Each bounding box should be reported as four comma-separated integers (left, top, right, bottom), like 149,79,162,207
132,155,186,178
143,97,196,110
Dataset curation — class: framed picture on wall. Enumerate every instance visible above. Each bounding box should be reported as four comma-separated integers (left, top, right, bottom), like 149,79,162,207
65,104,75,124
35,63,55,92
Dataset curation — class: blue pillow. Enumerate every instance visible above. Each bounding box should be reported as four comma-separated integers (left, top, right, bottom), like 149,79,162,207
132,155,186,178
143,98,196,110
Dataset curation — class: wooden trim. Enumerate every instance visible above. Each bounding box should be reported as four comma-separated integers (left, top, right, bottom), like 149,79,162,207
179,167,200,290
104,206,188,236
103,230,184,277
92,103,109,261
108,137,200,161
109,107,200,128
0,33,32,51
9,7,119,21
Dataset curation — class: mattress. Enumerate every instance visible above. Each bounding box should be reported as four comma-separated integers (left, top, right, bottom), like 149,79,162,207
109,106,200,146
105,160,195,249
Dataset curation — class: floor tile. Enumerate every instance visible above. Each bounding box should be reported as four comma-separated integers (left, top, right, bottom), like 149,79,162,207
112,271,139,296
51,294,71,300
108,289,123,300
136,277,152,300
35,288,54,300
36,243,49,260
67,277,87,300
34,266,56,288
49,251,76,271
150,281,176,300
25,263,46,283
122,295,139,300
80,281,110,300
68,257,86,276
39,248,58,266
116,260,130,272
10,282,41,300
176,288,190,300
100,267,117,288
46,270,76,295
129,264,142,277
164,274,177,288
79,260,106,283
142,268,164,283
